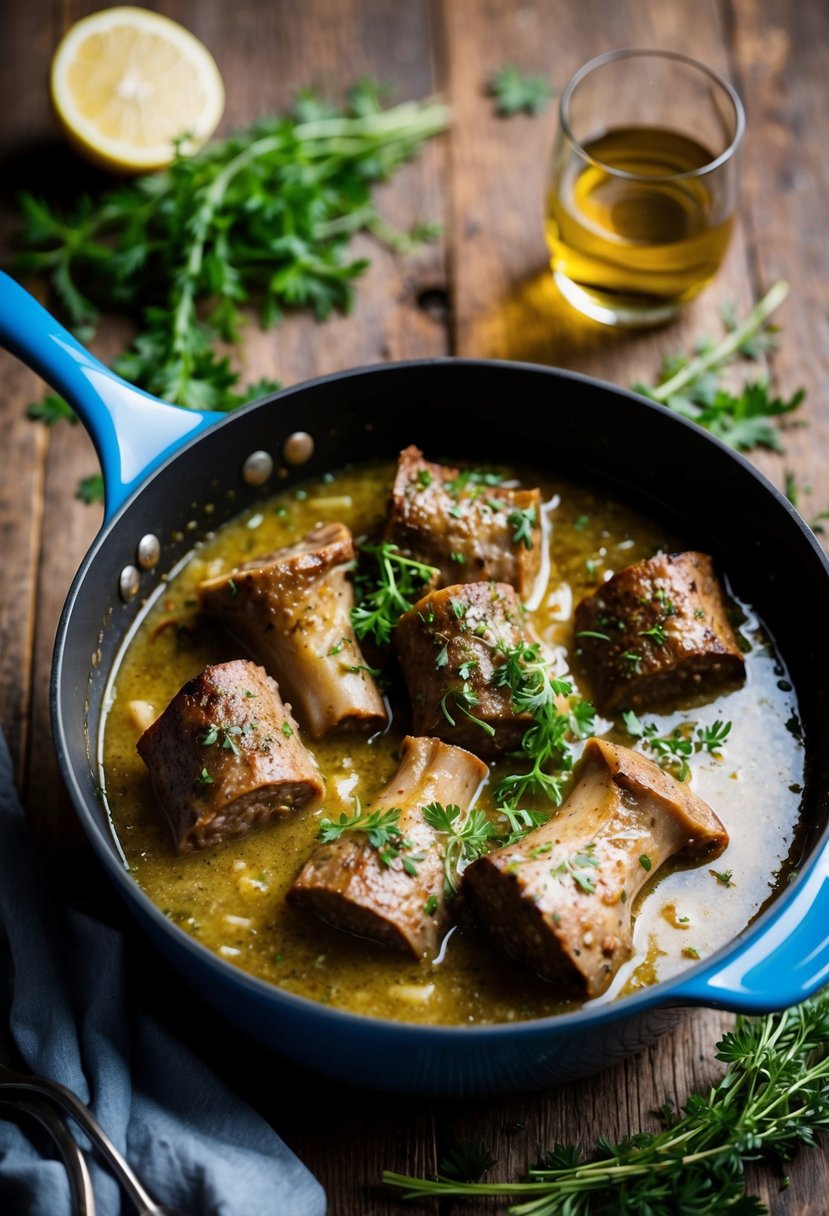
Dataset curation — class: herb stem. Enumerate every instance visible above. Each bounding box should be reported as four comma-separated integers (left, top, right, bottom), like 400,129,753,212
648,280,789,404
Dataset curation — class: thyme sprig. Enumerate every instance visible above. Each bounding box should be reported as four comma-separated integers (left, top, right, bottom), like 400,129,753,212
384,987,829,1213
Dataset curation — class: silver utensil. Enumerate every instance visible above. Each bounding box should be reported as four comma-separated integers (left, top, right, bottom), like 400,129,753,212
0,1061,175,1215
0,1092,96,1215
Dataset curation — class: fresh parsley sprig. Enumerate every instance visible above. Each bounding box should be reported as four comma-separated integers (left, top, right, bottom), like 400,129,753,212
487,65,552,116
384,986,829,1213
318,804,421,874
493,641,595,809
350,541,439,646
634,281,805,452
622,712,731,782
14,81,449,415
422,801,500,896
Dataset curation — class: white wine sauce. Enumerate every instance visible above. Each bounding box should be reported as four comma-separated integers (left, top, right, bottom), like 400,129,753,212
101,460,804,1025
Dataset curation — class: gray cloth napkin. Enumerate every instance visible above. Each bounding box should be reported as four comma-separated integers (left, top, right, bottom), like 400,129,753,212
0,727,326,1216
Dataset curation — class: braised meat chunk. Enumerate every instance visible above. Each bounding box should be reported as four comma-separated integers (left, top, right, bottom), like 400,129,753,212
385,445,544,598
289,736,488,958
199,522,388,739
462,737,728,997
394,581,538,759
573,551,745,713
137,659,324,852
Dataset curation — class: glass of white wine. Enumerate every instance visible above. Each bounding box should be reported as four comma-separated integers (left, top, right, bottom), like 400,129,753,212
546,49,745,327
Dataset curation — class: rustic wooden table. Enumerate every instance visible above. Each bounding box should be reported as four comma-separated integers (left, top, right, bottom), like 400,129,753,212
1,1,827,1213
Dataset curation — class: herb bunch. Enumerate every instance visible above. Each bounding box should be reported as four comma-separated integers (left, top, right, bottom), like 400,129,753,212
493,641,595,810
384,986,829,1214
14,80,449,413
634,281,805,452
351,541,439,646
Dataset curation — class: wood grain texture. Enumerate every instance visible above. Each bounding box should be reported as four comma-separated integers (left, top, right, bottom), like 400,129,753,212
0,0,826,1212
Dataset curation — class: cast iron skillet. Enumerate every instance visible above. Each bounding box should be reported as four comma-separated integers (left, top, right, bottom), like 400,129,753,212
2,270,829,1097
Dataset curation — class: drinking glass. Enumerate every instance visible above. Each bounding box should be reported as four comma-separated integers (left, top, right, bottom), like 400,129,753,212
545,49,745,327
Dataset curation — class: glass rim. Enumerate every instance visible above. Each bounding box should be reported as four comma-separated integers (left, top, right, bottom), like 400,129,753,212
559,48,746,182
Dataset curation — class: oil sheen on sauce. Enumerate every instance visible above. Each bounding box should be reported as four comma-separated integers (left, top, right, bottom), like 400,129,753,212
100,461,805,1026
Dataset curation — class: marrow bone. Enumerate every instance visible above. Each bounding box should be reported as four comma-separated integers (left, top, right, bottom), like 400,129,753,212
288,736,488,959
462,737,728,997
199,522,388,739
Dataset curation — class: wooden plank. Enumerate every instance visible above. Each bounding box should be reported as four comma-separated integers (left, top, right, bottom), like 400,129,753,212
0,0,63,785
187,0,450,386
728,0,829,536
729,5,829,1207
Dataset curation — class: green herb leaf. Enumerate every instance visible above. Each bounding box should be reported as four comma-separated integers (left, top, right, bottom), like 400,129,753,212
635,282,806,453
507,505,537,549
492,641,592,810
422,801,499,896
384,987,829,1210
15,83,449,433
317,803,420,872
75,472,105,505
351,541,439,646
487,65,552,116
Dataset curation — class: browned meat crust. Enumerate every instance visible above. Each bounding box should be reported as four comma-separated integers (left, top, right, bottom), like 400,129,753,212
198,522,388,739
385,446,544,598
573,552,746,713
288,736,488,958
394,581,534,759
462,737,728,997
137,659,324,852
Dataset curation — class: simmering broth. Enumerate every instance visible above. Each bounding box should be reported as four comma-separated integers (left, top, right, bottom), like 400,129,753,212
101,460,804,1024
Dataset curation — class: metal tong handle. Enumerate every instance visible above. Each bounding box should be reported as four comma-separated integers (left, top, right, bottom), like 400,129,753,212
0,1093,96,1215
0,1074,169,1215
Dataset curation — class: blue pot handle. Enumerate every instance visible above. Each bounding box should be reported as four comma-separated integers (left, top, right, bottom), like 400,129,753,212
672,841,829,1012
0,271,223,521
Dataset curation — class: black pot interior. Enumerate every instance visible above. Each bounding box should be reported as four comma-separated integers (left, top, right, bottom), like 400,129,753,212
55,360,829,896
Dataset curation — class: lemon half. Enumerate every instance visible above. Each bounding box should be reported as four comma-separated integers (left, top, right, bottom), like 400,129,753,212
50,6,225,174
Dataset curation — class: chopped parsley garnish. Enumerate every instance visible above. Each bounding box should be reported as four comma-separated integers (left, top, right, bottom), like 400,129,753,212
197,768,213,785
317,805,421,873
621,712,733,782
280,722,294,738
639,623,667,645
351,542,438,646
710,868,734,887
200,722,258,756
440,684,496,738
492,641,594,809
507,506,536,549
422,802,500,896
551,842,600,894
